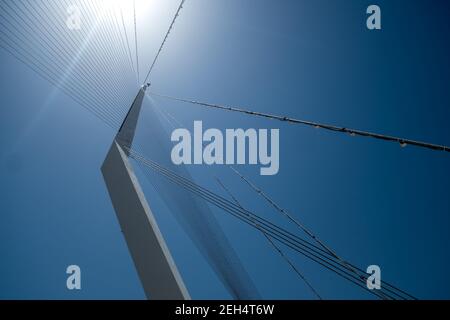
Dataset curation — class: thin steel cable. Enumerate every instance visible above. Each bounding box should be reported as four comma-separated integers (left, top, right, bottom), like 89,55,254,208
215,176,322,300
0,1,127,128
46,0,134,119
129,149,393,300
231,167,341,258
130,147,416,299
109,2,137,87
145,95,318,298
25,2,129,119
133,0,140,83
22,0,132,119
101,3,137,107
1,0,135,127
0,23,122,127
0,1,123,122
41,0,130,115
125,146,413,300
0,0,416,300
133,156,400,300
120,5,138,84
0,42,116,129
0,26,120,126
89,0,136,97
229,166,394,301
57,0,131,102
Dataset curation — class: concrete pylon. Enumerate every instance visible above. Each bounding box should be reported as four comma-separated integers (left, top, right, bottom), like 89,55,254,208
101,86,190,300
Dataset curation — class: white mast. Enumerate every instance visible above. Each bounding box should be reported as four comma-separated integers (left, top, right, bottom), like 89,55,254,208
101,85,190,300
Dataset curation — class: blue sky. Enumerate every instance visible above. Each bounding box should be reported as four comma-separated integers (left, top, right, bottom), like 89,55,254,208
1,0,450,299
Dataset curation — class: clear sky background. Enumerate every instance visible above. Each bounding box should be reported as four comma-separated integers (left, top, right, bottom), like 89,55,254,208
1,0,450,299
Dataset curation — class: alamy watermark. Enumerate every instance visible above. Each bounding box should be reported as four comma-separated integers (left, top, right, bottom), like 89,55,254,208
66,265,81,290
171,121,279,176
366,265,381,290
367,5,381,30
66,5,81,30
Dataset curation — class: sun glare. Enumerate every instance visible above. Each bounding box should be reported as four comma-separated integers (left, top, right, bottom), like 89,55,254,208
97,0,155,18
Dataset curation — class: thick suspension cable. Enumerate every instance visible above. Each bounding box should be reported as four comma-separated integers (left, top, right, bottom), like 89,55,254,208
150,92,450,153
143,0,186,83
